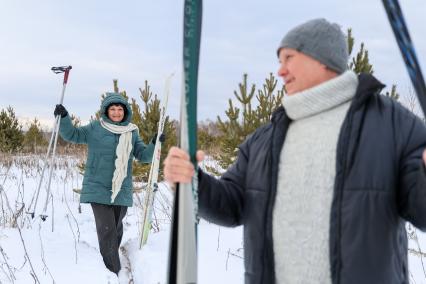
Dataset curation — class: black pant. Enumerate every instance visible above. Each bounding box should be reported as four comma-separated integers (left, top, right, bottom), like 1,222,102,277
91,203,128,274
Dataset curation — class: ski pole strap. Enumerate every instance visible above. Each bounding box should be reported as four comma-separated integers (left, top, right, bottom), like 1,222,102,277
51,66,72,84
382,0,426,116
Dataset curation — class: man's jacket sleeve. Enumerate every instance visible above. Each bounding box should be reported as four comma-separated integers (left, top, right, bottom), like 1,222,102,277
197,142,249,227
398,112,426,231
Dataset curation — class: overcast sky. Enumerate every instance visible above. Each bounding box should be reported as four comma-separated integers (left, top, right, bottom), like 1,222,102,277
1,0,425,129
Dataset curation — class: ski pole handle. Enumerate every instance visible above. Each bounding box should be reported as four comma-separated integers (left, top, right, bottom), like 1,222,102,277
63,68,71,84
51,66,72,84
51,66,72,107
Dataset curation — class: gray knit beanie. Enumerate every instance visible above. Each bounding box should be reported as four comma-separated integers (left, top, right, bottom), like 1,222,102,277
277,18,348,74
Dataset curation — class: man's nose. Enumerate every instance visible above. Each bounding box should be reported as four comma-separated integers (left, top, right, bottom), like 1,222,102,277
278,65,287,77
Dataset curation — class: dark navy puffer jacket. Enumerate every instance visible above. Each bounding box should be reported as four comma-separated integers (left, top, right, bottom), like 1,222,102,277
198,74,426,284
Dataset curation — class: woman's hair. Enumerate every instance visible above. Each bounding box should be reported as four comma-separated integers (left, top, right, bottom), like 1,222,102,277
106,103,128,121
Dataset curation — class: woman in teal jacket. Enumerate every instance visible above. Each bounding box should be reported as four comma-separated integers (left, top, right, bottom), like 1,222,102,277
54,93,161,275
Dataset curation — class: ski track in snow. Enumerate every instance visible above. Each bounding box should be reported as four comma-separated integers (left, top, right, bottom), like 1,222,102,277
119,243,134,284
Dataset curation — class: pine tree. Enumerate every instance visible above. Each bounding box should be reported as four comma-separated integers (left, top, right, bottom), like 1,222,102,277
347,29,399,101
130,97,144,128
385,84,399,101
138,81,160,143
131,81,158,181
217,99,242,168
347,28,355,57
0,106,24,153
235,73,258,135
347,29,373,75
197,120,220,156
23,118,47,153
197,120,222,175
257,73,285,124
132,81,177,181
216,74,283,169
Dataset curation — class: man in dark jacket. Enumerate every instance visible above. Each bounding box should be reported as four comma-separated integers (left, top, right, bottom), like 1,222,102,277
164,18,426,284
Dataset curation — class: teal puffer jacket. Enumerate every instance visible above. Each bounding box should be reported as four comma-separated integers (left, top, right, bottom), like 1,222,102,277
59,93,154,206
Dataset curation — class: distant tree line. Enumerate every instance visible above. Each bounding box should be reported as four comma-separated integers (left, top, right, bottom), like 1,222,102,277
0,29,406,178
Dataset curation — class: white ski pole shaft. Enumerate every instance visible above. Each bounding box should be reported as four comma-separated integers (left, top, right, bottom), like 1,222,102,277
28,115,60,218
38,66,72,221
40,115,62,220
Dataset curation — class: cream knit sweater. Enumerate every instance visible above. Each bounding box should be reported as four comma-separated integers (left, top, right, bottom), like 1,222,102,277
273,71,358,283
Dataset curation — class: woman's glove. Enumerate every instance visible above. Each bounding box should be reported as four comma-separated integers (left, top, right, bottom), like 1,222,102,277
54,104,68,118
151,133,166,144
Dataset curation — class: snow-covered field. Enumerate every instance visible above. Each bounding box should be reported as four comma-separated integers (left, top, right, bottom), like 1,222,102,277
0,155,425,283
0,155,243,284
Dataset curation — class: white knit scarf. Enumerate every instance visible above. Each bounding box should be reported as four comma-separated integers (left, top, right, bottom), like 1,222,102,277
100,118,138,202
282,70,359,120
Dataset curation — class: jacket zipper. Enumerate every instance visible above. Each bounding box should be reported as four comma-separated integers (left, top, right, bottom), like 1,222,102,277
333,106,355,284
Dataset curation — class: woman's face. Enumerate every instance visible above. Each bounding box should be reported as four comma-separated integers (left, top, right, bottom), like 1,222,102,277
107,104,125,122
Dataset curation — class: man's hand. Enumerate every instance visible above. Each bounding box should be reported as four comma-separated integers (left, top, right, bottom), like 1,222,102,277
164,146,205,184
423,149,426,167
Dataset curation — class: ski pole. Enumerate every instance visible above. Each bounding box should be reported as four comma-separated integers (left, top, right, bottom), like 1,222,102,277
382,0,426,116
40,65,72,221
27,66,72,220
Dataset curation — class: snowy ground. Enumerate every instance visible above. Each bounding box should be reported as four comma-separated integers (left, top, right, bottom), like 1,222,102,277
0,155,244,284
0,155,425,283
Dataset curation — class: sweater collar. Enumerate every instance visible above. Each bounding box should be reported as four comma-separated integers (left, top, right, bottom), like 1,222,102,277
281,70,359,120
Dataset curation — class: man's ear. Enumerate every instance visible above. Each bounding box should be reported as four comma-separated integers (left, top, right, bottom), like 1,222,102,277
323,65,339,77
320,63,329,70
